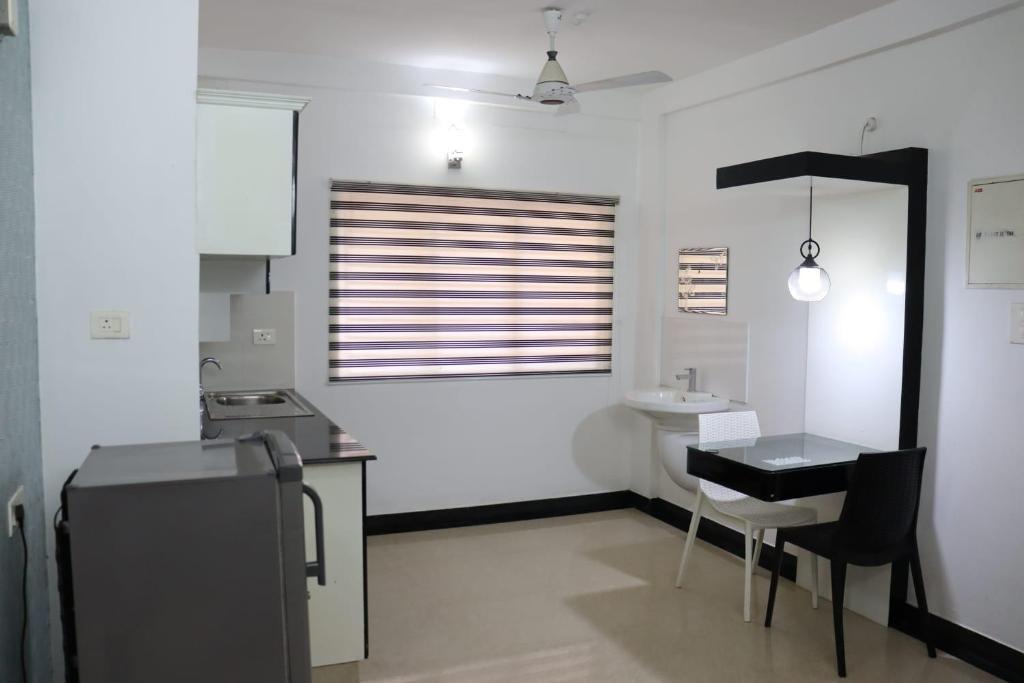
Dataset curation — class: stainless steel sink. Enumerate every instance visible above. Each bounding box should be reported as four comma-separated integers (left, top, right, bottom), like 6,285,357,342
213,394,287,407
204,389,314,421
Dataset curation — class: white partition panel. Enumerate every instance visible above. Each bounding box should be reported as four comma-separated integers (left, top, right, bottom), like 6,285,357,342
804,187,908,451
802,187,908,625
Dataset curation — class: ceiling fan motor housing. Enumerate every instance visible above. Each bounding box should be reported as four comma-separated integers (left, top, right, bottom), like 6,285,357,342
533,51,574,104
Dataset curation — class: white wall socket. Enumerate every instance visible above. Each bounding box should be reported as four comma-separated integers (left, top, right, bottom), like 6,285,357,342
253,328,277,345
7,485,24,538
91,310,130,339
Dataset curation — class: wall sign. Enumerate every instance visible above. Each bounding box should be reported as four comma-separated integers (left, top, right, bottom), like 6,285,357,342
678,247,728,315
968,175,1024,288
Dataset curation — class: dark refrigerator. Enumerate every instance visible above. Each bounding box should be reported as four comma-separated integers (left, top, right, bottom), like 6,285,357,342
55,430,324,683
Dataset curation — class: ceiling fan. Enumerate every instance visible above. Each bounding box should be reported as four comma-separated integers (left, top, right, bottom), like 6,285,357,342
426,8,671,115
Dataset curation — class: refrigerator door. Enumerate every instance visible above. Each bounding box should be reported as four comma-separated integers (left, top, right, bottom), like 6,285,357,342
259,430,313,683
64,434,312,683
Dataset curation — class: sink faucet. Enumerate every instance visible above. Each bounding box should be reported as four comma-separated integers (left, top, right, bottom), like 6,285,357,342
675,368,698,392
200,357,222,415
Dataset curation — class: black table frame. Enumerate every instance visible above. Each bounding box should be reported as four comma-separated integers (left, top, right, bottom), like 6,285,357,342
686,442,857,502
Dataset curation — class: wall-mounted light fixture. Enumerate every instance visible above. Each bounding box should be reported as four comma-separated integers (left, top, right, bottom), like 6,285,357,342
433,99,469,170
445,123,464,169
788,181,831,301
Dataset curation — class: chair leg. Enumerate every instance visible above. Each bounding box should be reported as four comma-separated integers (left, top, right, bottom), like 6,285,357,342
752,527,765,572
909,547,937,658
764,537,785,627
811,553,819,609
675,489,704,587
831,560,848,678
743,522,754,622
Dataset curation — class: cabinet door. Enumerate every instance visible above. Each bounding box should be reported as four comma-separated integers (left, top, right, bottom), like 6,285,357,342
303,463,366,666
197,103,294,256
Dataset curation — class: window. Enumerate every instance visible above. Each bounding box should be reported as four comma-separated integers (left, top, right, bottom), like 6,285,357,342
329,181,617,381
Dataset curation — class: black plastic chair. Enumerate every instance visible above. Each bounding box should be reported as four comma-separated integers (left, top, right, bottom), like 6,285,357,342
764,447,936,677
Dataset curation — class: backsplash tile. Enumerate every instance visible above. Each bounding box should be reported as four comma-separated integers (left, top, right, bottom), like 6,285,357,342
199,291,295,390
661,316,749,403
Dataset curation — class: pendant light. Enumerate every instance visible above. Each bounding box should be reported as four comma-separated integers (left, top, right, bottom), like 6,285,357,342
787,181,831,301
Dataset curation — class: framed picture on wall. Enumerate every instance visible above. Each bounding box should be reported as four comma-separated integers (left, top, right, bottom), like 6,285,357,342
678,247,728,315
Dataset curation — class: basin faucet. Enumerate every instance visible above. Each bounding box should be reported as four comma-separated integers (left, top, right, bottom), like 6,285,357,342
675,368,698,392
199,357,222,414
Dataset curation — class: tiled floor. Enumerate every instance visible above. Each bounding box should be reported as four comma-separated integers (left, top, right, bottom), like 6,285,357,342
342,509,993,682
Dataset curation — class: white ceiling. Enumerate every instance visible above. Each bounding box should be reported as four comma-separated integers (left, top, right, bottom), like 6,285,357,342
199,0,896,86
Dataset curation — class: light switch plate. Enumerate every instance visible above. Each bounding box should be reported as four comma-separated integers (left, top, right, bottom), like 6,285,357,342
1011,303,1024,344
91,310,130,339
0,0,18,37
253,328,277,345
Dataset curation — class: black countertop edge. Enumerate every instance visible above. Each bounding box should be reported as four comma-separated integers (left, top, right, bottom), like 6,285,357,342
202,388,376,466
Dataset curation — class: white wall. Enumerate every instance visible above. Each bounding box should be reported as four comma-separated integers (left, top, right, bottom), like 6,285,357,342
30,0,200,674
638,0,1024,651
805,187,907,451
199,50,646,515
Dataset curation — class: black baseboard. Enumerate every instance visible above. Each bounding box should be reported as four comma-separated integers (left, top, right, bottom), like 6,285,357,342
366,490,637,535
890,602,1024,683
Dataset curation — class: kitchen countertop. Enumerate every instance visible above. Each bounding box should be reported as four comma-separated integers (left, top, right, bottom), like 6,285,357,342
201,389,375,465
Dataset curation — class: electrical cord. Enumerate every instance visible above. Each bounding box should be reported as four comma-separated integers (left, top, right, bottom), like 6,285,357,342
15,503,28,683
859,116,878,156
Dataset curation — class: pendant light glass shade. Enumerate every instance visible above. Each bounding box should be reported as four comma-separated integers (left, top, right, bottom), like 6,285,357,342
789,183,830,302
788,255,831,301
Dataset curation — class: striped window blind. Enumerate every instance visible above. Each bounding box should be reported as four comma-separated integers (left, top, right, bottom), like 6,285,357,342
329,181,617,382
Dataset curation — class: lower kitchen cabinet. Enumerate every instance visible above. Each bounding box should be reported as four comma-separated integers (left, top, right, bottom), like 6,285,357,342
303,461,368,665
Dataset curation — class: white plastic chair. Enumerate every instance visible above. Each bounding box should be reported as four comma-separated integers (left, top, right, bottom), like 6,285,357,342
674,411,819,622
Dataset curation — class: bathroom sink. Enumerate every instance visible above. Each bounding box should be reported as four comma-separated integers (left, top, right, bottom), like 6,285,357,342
624,388,730,430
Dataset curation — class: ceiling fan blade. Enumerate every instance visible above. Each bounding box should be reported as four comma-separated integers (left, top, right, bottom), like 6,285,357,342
571,71,672,93
555,99,581,117
424,84,531,100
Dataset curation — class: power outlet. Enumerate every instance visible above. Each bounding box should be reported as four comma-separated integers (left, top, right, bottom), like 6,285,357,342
91,310,130,339
253,328,277,345
7,485,24,538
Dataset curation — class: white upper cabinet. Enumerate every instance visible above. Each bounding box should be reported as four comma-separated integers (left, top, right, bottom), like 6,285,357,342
196,89,309,257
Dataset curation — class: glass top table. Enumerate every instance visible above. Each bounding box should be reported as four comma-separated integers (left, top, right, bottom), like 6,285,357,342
687,433,878,501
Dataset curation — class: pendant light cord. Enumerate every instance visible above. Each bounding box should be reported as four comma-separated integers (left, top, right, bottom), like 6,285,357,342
799,179,819,260
860,116,878,155
808,180,814,242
